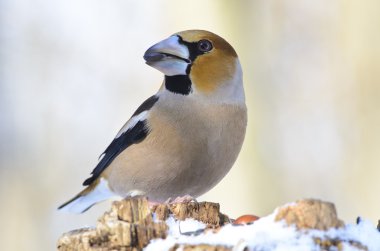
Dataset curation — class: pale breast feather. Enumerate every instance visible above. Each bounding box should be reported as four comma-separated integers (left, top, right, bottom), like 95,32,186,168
82,95,159,186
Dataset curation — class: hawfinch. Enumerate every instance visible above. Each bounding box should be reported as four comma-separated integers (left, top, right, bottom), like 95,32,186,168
59,30,247,213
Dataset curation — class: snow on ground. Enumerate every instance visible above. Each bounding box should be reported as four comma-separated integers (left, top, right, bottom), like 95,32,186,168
145,212,380,251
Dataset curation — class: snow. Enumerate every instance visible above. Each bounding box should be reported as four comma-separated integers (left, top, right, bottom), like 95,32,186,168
144,212,380,251
165,217,206,237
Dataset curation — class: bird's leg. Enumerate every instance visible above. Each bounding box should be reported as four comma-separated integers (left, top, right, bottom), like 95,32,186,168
165,194,197,204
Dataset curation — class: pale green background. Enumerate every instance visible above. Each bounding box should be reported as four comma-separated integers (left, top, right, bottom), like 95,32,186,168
1,0,379,250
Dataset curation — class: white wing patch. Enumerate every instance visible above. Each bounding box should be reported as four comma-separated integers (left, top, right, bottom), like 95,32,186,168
115,111,148,138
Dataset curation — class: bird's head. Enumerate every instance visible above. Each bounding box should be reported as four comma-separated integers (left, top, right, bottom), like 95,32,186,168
144,30,244,101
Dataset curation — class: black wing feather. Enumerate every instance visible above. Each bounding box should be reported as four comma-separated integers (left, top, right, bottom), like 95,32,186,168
82,95,159,186
82,120,149,186
131,95,159,116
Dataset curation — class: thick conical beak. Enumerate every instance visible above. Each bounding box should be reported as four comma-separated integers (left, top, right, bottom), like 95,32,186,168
144,35,190,76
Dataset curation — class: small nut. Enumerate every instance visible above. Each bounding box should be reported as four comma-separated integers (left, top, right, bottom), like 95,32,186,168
233,214,260,225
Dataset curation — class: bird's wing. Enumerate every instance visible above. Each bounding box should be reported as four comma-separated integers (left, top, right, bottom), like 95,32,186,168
82,95,159,186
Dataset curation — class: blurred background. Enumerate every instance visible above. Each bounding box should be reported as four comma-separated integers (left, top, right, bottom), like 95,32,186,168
1,0,380,250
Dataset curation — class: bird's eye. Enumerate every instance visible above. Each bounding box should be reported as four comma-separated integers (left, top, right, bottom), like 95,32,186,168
197,39,213,52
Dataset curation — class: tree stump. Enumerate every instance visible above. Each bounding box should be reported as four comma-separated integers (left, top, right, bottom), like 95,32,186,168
57,197,380,251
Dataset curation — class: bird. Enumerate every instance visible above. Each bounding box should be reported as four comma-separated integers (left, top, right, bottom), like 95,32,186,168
58,30,247,213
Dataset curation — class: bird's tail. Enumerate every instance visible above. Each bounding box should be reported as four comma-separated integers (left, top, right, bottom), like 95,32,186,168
58,178,116,213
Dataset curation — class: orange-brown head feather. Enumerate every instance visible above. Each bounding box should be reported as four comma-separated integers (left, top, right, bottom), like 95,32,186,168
175,30,239,94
